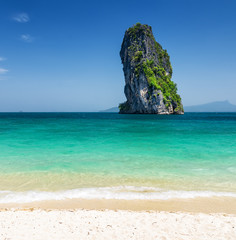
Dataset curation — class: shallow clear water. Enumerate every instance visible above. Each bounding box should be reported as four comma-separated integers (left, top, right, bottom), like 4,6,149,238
0,112,236,202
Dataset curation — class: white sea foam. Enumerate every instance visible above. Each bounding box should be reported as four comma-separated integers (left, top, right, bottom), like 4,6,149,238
0,186,236,203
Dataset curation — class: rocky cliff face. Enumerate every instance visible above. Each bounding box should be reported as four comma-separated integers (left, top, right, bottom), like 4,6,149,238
119,23,184,114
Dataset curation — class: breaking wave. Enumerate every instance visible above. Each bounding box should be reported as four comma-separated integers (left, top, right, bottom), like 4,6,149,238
0,186,236,203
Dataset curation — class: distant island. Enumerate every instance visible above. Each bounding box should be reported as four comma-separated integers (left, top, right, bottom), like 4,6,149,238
118,23,184,114
100,101,236,113
184,100,236,112
100,107,120,113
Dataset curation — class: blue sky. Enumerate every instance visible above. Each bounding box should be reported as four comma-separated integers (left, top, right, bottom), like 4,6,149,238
0,0,236,111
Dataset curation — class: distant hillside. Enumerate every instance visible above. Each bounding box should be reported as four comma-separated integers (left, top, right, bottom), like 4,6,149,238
99,107,119,113
100,101,236,113
184,100,236,112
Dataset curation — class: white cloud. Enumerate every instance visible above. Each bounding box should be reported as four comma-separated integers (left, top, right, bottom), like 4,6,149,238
0,57,6,61
0,68,8,74
13,13,30,23
21,34,34,43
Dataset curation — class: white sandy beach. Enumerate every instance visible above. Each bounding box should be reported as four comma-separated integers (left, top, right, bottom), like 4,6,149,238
0,209,235,240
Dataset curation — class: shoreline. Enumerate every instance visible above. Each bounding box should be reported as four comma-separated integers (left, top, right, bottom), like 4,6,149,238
1,196,236,214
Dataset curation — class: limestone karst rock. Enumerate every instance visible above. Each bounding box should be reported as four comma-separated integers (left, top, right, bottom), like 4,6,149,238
119,23,184,114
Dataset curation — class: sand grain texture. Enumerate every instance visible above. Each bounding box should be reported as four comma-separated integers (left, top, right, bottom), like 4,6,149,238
0,209,236,240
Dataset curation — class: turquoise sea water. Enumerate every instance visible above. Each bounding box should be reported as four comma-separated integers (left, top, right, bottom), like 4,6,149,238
0,112,236,203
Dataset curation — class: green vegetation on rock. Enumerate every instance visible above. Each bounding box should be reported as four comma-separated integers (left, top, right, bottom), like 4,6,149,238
118,102,130,112
134,51,143,62
141,59,182,111
119,23,183,114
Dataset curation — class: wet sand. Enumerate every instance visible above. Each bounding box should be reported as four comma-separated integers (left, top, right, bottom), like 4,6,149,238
1,197,236,239
1,197,236,214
